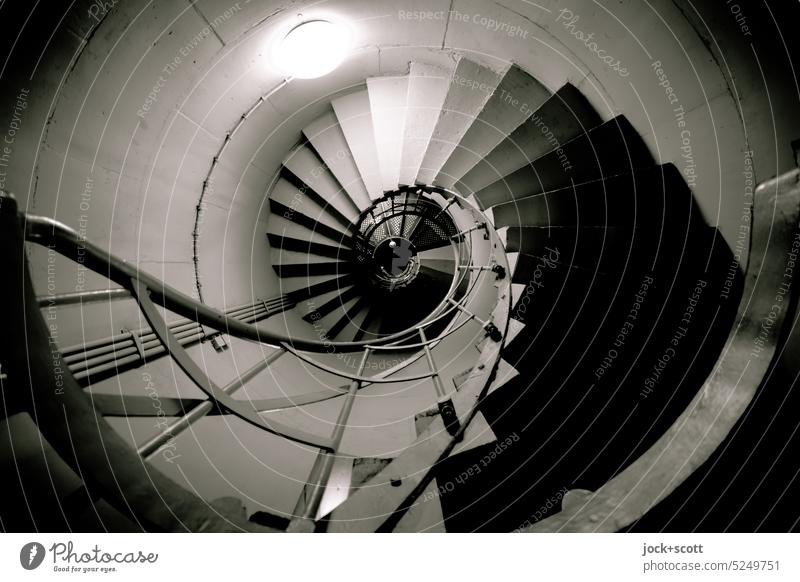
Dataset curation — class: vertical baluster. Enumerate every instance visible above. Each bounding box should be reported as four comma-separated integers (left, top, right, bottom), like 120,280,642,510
446,298,503,342
419,328,460,436
289,348,371,532
137,348,287,459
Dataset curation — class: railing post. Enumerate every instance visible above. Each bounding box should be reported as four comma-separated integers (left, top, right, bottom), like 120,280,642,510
289,348,371,532
433,197,458,219
447,298,503,342
419,329,460,437
136,348,286,459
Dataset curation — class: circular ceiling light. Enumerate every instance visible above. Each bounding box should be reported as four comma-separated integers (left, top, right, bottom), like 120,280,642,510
272,19,352,79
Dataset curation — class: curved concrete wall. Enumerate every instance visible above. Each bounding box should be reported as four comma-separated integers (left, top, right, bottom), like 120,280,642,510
4,1,797,317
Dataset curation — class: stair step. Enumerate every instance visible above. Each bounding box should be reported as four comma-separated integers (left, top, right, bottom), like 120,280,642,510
475,116,653,209
437,64,550,189
302,286,362,322
399,63,451,186
504,318,525,346
352,302,381,342
267,233,352,261
490,164,696,230
417,244,455,261
267,214,344,249
281,146,361,225
417,58,504,185
268,198,349,244
284,274,356,303
418,258,456,276
456,83,603,196
294,286,352,319
394,479,446,532
332,90,384,199
326,294,371,339
451,412,496,456
486,358,520,396
273,262,353,278
510,283,525,308
504,226,629,274
465,229,742,532
368,75,410,191
303,110,372,209
316,455,355,519
272,172,353,232
275,274,339,295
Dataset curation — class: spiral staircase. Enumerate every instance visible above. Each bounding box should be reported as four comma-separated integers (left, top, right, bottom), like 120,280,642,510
3,54,799,533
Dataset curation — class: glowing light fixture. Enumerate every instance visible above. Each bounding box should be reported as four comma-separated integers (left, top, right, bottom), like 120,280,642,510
272,19,352,79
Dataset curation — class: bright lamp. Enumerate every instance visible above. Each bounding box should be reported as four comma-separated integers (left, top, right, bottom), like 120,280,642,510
272,19,352,79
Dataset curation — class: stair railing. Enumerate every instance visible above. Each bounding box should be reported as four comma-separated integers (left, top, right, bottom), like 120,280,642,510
3,184,510,531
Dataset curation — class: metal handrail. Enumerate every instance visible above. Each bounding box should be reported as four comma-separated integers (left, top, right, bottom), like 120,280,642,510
21,184,499,390
358,195,454,241
19,184,504,432
23,214,462,353
290,348,371,530
137,348,288,459
5,179,510,531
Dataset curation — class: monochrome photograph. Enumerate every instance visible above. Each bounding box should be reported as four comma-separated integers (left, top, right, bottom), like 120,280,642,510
1,0,798,577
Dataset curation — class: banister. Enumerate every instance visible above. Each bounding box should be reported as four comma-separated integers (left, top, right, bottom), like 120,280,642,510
23,211,485,355
0,196,273,532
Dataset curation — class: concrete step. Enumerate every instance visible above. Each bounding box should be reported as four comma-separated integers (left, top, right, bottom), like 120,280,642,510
303,110,372,210
332,89,384,200
326,294,371,340
267,212,346,248
268,197,349,245
456,83,602,196
475,116,653,209
490,164,696,231
399,63,451,186
282,144,362,224
436,64,550,189
367,75,409,191
417,58,504,185
266,232,352,261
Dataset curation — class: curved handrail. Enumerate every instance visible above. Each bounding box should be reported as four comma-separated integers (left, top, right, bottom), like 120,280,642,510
1,197,272,532
19,184,506,422
279,316,479,383
23,189,489,356
324,195,514,531
4,177,513,530
23,214,458,353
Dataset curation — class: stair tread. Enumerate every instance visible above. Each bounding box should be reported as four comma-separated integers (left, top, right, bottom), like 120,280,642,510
437,64,551,189
267,233,352,261
475,115,654,209
490,164,699,231
327,294,371,339
273,262,353,278
268,197,350,244
303,110,372,209
281,145,361,224
417,58,504,185
456,83,603,196
368,75,410,191
399,63,452,186
303,286,362,322
332,90,384,199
